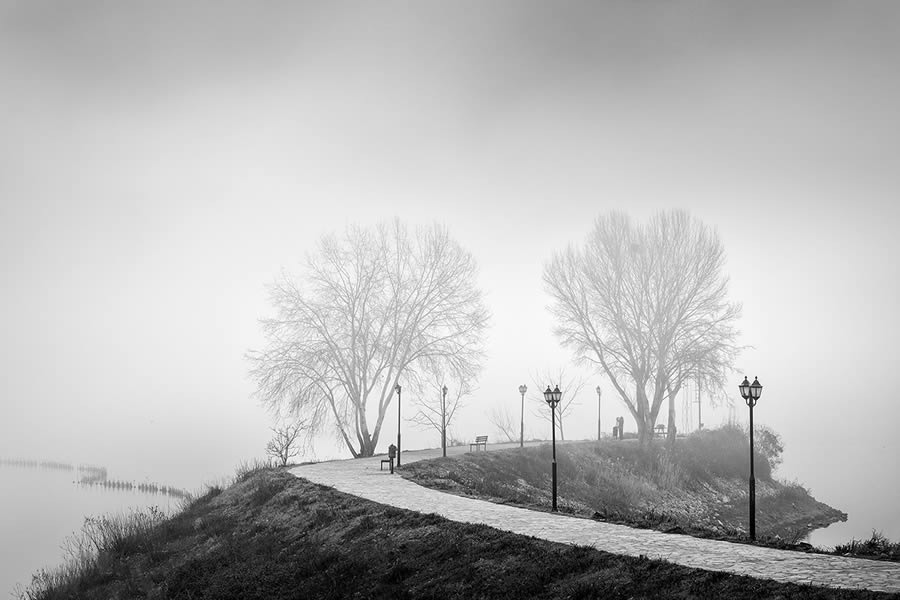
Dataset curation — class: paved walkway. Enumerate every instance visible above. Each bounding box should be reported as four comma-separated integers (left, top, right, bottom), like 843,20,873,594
291,444,900,594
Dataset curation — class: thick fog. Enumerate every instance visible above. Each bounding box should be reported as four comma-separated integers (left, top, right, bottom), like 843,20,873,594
1,0,898,540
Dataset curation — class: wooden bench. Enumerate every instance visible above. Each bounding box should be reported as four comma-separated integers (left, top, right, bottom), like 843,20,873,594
469,435,488,452
654,424,666,437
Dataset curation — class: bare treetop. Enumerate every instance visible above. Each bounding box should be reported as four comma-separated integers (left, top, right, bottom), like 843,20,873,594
410,370,472,454
249,220,489,458
529,367,585,442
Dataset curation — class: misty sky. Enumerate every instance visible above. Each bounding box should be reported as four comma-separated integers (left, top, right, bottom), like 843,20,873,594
2,0,899,522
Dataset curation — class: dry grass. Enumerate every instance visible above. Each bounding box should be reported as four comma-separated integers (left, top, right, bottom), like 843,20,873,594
834,532,900,561
20,468,895,600
401,429,846,543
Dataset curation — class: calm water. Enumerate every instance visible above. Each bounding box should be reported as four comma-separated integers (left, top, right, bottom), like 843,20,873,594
805,490,900,549
1,450,897,596
0,465,182,597
783,439,900,550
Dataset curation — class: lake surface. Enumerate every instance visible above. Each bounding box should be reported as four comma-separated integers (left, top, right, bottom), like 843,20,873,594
805,490,900,549
781,439,900,550
0,464,183,597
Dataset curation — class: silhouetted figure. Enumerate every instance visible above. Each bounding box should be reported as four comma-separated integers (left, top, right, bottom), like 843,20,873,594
388,444,397,474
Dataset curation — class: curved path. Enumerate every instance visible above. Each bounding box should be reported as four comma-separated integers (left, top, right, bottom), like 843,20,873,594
291,443,900,594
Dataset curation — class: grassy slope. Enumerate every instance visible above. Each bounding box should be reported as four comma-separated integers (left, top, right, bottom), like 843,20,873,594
23,468,893,600
401,431,846,543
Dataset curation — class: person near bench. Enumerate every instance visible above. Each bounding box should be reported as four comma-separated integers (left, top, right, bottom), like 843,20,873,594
381,443,397,474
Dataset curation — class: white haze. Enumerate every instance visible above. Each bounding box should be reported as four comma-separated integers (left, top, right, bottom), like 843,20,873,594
1,1,898,539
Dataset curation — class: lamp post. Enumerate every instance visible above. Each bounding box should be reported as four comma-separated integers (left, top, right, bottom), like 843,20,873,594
596,385,602,441
544,384,562,512
395,383,402,467
518,384,527,448
739,375,763,540
442,384,448,457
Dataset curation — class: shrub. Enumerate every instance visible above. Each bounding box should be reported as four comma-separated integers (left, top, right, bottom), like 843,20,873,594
754,425,784,474
676,425,773,482
834,531,900,560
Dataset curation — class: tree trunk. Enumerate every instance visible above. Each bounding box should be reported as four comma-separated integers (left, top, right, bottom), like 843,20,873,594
635,385,652,446
666,394,677,445
638,420,652,445
359,437,377,457
636,408,655,445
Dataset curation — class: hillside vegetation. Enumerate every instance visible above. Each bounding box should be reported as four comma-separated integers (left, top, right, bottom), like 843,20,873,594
22,467,891,600
402,426,846,542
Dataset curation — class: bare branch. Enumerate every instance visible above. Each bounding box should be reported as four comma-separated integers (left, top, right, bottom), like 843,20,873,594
487,405,519,444
249,221,489,457
544,210,742,445
265,420,308,467
409,368,472,445
529,367,586,441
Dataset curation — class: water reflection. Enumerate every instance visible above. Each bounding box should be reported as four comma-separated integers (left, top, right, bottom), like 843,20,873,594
1,457,192,500
0,458,188,596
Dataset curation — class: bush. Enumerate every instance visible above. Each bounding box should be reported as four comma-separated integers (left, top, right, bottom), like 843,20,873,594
676,425,774,482
753,425,783,474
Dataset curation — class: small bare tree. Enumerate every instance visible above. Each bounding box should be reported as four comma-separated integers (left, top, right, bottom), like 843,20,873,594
249,220,489,458
487,405,519,443
266,421,307,467
530,368,585,441
410,370,471,455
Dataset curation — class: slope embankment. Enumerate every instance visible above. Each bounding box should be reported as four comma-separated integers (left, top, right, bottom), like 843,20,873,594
21,467,895,600
401,429,846,542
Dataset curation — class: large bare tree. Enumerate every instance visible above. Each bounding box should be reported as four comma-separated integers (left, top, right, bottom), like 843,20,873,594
250,221,489,458
544,210,740,445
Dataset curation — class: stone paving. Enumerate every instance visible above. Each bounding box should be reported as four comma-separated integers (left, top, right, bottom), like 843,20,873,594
291,443,900,594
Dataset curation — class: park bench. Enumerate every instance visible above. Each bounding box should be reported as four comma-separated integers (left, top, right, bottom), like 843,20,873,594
381,444,397,474
654,424,666,437
469,435,488,452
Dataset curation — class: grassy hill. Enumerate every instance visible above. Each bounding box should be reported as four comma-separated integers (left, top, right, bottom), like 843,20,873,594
20,467,893,600
401,426,846,543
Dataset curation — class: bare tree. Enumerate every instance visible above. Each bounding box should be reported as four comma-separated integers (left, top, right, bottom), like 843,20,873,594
488,405,519,443
266,421,306,466
250,220,489,458
409,370,471,454
530,367,585,441
545,210,741,445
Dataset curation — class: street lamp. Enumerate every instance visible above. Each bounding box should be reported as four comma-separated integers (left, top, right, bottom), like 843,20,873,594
442,384,448,457
739,375,763,540
518,384,527,448
596,385,602,441
544,384,562,512
395,383,402,467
